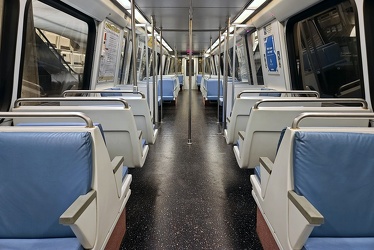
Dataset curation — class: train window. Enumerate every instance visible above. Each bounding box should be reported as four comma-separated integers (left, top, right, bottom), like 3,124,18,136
124,40,132,84
247,31,263,85
288,0,363,98
0,0,18,113
138,40,147,80
236,38,250,82
118,33,128,84
21,0,92,98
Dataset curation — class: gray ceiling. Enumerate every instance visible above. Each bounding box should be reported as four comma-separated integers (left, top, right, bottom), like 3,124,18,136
134,0,252,55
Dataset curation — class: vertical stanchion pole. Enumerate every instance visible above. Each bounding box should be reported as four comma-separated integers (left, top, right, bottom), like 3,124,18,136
223,18,230,130
217,27,221,124
160,27,163,121
145,25,150,106
231,25,237,116
152,16,156,124
131,0,138,92
174,47,177,75
188,11,192,145
202,53,205,79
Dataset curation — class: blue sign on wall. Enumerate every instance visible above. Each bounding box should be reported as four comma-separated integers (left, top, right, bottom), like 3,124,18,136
265,35,278,72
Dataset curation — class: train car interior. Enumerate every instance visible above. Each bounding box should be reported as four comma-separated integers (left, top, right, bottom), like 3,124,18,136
0,0,374,249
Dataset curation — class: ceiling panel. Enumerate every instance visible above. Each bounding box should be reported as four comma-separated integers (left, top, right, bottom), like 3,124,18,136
135,0,251,53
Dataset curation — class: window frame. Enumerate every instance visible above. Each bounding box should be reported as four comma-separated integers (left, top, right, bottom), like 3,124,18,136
18,0,96,98
0,0,19,112
286,0,364,98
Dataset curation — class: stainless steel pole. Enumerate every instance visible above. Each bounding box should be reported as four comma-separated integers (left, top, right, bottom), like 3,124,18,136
160,27,163,121
152,16,156,124
223,18,230,130
145,24,150,106
232,25,237,115
188,12,192,144
217,27,221,124
131,0,138,92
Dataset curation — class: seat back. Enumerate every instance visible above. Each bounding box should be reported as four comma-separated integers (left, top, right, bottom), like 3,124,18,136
13,104,147,167
158,79,176,100
206,79,223,100
236,102,370,168
196,74,203,86
0,131,92,238
293,131,374,237
100,87,121,97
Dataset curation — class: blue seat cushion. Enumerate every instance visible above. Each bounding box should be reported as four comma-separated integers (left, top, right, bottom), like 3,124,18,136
158,79,176,100
16,122,106,144
303,237,374,250
0,238,83,250
254,165,261,183
0,132,92,238
275,128,287,155
293,132,374,237
259,88,281,97
122,166,129,181
141,138,147,148
101,87,121,96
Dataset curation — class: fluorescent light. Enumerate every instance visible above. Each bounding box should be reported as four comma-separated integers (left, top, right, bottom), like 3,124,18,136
233,0,266,24
115,0,171,51
248,0,266,9
234,10,254,24
116,0,131,9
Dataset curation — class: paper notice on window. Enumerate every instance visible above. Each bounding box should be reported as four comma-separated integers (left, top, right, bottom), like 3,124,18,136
98,21,121,83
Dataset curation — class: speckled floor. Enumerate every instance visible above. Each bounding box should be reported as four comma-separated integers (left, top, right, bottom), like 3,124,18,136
120,89,263,250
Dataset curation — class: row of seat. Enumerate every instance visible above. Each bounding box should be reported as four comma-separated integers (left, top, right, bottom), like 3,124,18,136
144,75,180,105
0,112,132,250
251,112,374,250
200,75,237,105
224,89,370,169
13,90,157,168
225,89,374,249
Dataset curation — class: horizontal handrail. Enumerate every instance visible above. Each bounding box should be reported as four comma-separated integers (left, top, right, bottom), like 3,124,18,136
14,97,130,109
237,90,320,98
62,90,146,98
253,98,368,109
292,112,374,129
0,112,94,128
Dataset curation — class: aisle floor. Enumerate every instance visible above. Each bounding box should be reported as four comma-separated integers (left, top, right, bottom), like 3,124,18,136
121,89,262,249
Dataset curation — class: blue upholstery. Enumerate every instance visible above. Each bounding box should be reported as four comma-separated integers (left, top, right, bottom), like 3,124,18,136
293,132,374,237
158,79,176,101
0,238,83,250
122,166,129,181
100,87,121,96
259,88,281,97
0,132,92,239
196,74,203,86
254,165,261,182
303,237,374,250
141,138,147,148
206,79,223,100
177,75,184,86
275,128,287,154
16,122,106,144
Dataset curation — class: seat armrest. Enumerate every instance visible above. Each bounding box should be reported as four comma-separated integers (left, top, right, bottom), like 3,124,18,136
112,156,124,174
111,156,126,198
288,190,324,225
60,190,96,224
259,157,273,174
137,130,143,140
259,157,273,198
60,190,97,249
287,190,324,249
238,131,245,140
